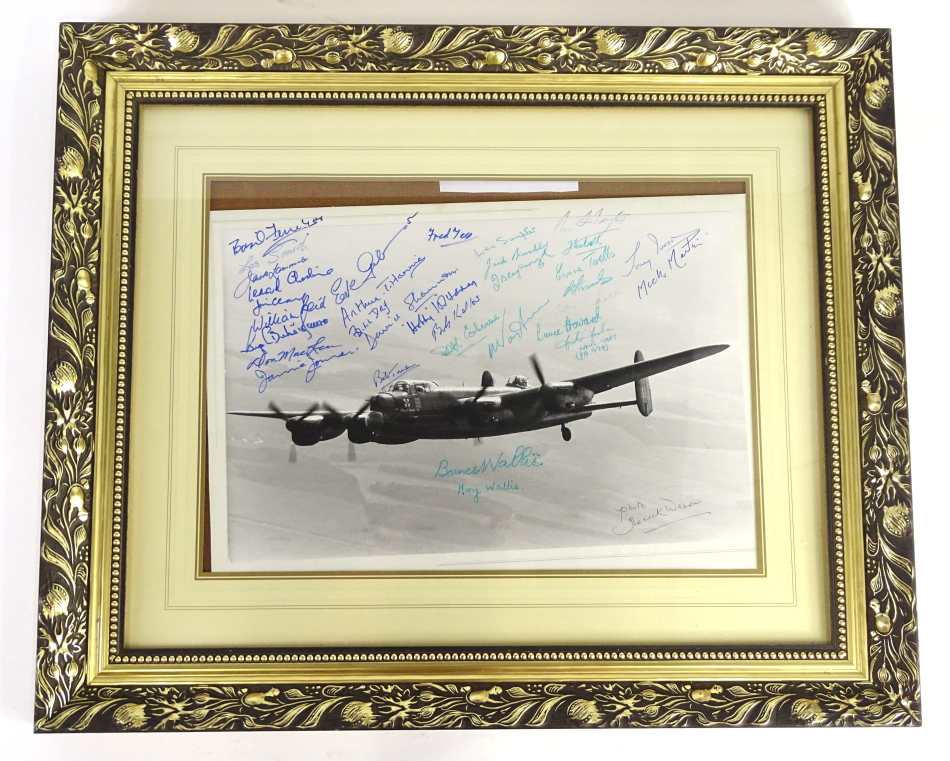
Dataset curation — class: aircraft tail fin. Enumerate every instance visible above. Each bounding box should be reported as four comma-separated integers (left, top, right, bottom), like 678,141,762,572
634,349,653,416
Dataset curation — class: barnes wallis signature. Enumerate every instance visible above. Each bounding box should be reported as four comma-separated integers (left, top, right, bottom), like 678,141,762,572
612,498,708,536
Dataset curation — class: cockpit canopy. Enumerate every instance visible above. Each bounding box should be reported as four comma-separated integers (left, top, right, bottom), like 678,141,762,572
388,380,439,394
506,375,529,389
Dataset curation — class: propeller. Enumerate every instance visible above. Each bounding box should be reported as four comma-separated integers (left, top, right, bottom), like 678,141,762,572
529,354,546,386
268,401,321,426
528,354,575,412
318,399,370,426
268,402,320,463
326,399,370,417
325,399,373,447
440,373,494,427
320,400,344,425
321,400,341,417
472,377,491,403
464,373,498,426
267,400,290,421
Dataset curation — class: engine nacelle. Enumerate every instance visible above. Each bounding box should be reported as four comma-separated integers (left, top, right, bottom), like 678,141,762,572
347,415,374,444
543,383,593,412
287,418,346,446
469,407,514,428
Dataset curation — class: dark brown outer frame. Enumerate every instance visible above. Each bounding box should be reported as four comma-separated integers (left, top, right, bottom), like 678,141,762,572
37,24,917,730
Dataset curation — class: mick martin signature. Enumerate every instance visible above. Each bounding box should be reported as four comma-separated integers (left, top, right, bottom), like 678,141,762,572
612,498,709,536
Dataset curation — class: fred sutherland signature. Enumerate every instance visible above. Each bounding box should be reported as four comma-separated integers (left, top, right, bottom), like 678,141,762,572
612,498,708,536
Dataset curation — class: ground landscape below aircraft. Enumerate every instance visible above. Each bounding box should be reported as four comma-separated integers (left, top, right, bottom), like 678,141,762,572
230,345,729,459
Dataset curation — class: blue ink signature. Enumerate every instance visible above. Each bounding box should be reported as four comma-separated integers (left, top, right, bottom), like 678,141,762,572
435,445,544,478
373,362,422,388
457,484,481,503
330,212,418,304
430,335,487,357
427,293,481,342
623,229,703,283
351,318,400,351
499,226,535,244
253,346,358,393
562,268,613,298
535,306,601,343
428,226,475,247
375,255,426,293
463,313,500,339
402,270,461,312
486,300,549,359
580,245,615,268
485,479,519,492
560,323,616,360
338,297,401,351
229,217,323,257
488,246,553,292
562,231,604,256
243,294,329,352
244,335,341,374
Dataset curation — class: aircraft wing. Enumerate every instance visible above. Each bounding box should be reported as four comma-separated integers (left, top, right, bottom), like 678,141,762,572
228,410,336,420
229,410,293,419
569,344,729,394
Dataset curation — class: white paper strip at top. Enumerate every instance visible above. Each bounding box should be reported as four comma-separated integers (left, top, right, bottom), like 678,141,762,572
439,180,579,193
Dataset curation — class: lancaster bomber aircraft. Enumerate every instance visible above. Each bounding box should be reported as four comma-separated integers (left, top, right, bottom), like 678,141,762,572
230,345,729,454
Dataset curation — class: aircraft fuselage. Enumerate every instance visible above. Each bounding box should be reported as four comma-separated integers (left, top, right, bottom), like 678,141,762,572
350,384,593,444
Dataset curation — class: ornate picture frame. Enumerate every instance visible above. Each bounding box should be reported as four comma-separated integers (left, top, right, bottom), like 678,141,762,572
37,23,918,731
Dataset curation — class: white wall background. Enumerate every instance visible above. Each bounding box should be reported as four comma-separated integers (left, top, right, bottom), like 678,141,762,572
1,1,945,758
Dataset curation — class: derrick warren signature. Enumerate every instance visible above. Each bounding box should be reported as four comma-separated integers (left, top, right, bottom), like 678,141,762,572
612,498,707,536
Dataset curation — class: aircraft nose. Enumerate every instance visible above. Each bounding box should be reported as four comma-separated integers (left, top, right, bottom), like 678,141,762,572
365,411,384,432
370,393,396,411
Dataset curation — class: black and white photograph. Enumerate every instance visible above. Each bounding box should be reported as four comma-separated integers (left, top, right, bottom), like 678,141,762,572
207,191,756,571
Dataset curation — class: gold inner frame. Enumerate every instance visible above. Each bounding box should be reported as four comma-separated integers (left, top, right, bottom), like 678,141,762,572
87,72,863,685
